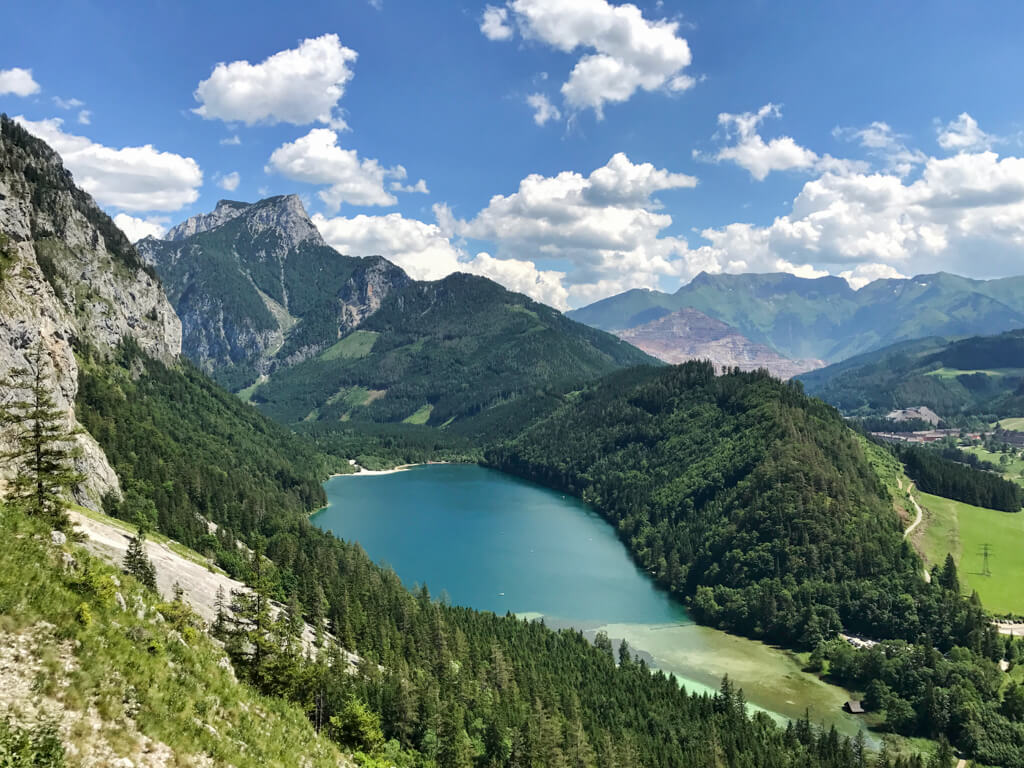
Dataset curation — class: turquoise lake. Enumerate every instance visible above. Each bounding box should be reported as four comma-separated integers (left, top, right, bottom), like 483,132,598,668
313,463,870,739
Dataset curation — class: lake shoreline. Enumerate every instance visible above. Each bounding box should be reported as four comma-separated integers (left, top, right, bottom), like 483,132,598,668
329,460,455,478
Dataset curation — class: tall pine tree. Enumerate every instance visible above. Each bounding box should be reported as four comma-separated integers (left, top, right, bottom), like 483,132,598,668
0,342,83,530
123,527,158,591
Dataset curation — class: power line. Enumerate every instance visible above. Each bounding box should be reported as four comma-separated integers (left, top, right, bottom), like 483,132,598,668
980,543,993,577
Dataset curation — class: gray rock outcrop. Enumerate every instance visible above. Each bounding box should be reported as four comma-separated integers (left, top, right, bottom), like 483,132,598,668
0,115,182,508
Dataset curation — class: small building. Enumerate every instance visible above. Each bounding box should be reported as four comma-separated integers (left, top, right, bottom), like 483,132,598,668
843,700,865,715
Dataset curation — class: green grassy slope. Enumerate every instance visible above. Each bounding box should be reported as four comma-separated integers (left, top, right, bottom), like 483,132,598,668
917,491,1024,615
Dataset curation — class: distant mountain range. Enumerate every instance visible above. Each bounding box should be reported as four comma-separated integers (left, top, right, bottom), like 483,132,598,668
798,329,1024,419
568,271,1024,363
137,196,654,435
615,308,823,379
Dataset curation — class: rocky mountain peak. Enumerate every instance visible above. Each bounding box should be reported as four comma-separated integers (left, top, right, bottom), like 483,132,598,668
242,194,325,249
165,199,251,241
162,194,325,251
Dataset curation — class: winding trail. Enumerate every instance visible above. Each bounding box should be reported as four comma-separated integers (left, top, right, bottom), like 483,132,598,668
904,489,924,539
899,480,930,583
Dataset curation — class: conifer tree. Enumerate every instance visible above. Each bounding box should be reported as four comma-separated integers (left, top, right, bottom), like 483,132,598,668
123,527,158,591
223,538,276,688
0,342,83,530
213,585,228,638
939,553,959,593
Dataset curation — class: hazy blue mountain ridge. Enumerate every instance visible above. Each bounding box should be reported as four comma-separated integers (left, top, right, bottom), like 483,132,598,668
569,270,1024,363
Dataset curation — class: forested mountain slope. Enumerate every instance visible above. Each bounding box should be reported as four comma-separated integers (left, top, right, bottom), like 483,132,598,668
76,339,336,575
486,362,988,648
485,362,1024,765
252,272,655,435
568,270,1024,363
799,328,1024,419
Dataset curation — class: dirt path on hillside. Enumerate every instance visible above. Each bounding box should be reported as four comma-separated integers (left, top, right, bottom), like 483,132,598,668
904,489,924,539
899,483,930,582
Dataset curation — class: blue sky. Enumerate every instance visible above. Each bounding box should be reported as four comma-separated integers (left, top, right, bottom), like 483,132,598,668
5,0,1024,309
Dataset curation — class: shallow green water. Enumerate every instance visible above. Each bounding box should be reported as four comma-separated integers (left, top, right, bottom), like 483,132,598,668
314,464,869,738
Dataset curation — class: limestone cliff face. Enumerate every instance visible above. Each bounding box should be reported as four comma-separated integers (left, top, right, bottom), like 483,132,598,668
137,195,410,380
0,115,182,508
164,199,249,241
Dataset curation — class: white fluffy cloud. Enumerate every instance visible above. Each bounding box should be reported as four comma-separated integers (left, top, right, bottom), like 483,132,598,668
695,125,1024,281
526,93,561,126
938,112,996,152
113,213,169,242
77,110,91,125
390,178,429,194
485,0,694,119
467,252,569,308
313,211,461,279
0,68,40,97
455,152,704,304
193,34,357,127
711,104,820,180
217,171,240,191
266,128,415,211
481,5,514,40
839,263,907,290
425,112,1024,306
15,116,203,212
312,211,570,308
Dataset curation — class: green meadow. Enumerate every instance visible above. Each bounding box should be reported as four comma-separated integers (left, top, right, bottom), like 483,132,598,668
318,329,379,361
917,491,1024,615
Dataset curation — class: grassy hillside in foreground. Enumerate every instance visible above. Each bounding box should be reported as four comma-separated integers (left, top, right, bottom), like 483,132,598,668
0,503,346,767
916,491,1024,616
